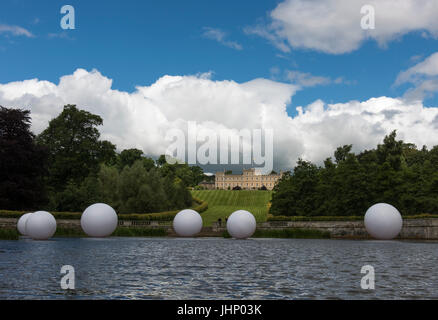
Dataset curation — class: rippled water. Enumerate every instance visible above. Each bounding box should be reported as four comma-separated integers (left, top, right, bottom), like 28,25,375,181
0,237,437,299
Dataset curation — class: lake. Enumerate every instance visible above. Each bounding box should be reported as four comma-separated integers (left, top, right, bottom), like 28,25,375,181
0,237,437,299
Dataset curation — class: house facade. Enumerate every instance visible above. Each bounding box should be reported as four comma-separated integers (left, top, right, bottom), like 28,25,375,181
215,168,283,190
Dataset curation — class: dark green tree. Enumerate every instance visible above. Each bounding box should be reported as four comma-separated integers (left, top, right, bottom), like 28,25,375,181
270,159,319,216
99,161,192,214
334,144,353,164
376,130,404,171
190,166,205,185
37,105,116,190
0,106,48,210
156,154,167,167
117,148,144,170
270,131,438,217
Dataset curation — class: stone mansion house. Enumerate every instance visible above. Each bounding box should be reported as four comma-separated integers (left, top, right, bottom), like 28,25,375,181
215,168,284,190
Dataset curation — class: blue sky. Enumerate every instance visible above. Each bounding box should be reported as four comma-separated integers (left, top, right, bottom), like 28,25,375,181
1,0,437,116
2,0,438,170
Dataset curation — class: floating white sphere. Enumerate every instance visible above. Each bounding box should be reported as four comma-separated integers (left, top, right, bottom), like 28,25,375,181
364,203,403,240
17,212,33,236
227,210,256,239
173,209,203,237
25,211,57,240
81,203,118,237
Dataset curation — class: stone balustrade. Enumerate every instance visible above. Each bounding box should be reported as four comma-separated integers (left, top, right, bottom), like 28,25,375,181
2,217,438,240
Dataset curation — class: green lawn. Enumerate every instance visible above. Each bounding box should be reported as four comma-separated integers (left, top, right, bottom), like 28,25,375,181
191,190,272,226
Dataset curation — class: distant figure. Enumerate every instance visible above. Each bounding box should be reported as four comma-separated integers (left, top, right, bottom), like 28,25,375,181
218,218,222,227
225,217,228,223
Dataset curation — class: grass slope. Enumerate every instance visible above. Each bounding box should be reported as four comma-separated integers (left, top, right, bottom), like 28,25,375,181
191,190,272,226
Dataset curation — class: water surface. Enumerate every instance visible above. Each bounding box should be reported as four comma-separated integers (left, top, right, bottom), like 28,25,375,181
0,237,437,299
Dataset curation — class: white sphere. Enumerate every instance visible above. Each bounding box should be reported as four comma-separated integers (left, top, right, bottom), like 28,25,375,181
17,212,33,236
227,210,256,239
25,211,57,240
364,203,403,240
81,203,118,237
173,209,203,237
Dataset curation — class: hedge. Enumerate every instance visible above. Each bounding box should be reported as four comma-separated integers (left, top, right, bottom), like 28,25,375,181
118,197,208,221
0,210,82,219
0,197,208,222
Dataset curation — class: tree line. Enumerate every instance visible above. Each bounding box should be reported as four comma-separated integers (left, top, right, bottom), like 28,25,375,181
270,131,438,217
0,105,205,213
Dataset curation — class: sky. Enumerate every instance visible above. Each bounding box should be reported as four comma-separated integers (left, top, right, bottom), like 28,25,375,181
1,0,438,171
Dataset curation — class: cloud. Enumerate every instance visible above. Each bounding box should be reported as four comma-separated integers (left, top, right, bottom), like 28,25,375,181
47,32,74,40
0,69,437,170
281,70,352,88
202,27,243,50
410,54,424,63
395,52,438,100
243,24,290,53
246,0,438,54
286,70,332,87
396,52,438,84
0,24,34,38
291,97,438,162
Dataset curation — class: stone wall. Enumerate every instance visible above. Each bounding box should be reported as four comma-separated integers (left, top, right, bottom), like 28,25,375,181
3,217,438,240
212,219,438,240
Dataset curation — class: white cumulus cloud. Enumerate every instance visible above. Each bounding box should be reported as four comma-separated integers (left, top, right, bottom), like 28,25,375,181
396,52,438,84
246,0,438,54
395,52,438,100
1,69,437,170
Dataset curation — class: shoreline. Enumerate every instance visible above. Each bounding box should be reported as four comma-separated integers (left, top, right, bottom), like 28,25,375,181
0,227,330,240
3,217,438,241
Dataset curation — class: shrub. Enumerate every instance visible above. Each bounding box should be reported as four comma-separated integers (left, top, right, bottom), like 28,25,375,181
0,228,19,240
0,210,82,219
117,197,208,221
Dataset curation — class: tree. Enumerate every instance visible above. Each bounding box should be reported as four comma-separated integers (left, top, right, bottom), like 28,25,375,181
328,153,371,216
0,106,48,210
117,148,144,170
100,140,118,166
142,157,156,171
93,161,192,214
37,105,116,190
190,166,205,185
270,131,438,217
376,130,404,171
334,144,353,164
270,159,319,216
155,155,206,187
50,176,101,212
156,155,167,167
